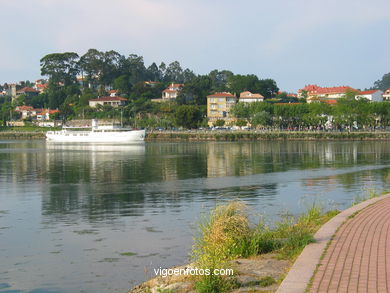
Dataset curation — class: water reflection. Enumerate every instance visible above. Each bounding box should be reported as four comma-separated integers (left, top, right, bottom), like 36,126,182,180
1,140,390,292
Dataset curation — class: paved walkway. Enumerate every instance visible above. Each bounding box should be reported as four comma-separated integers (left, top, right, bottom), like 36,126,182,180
277,194,390,293
310,197,390,293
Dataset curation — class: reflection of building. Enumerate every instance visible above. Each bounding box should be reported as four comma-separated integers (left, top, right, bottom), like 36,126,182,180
207,92,237,126
89,96,128,107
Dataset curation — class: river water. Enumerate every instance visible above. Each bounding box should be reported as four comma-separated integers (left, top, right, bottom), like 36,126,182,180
1,140,390,292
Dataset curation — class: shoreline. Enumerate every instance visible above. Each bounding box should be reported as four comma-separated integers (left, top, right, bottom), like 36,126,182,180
2,130,390,141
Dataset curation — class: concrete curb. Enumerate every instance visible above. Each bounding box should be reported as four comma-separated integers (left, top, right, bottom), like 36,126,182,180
276,193,390,293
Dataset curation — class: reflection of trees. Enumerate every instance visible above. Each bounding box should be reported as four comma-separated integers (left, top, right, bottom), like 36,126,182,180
2,140,390,221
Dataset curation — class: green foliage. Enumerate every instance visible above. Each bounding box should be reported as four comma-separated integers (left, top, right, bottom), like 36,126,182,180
258,276,276,287
373,72,390,91
228,75,279,98
174,105,203,128
192,201,249,293
235,119,247,127
191,201,339,292
251,111,272,127
177,75,212,105
213,119,225,127
40,52,79,85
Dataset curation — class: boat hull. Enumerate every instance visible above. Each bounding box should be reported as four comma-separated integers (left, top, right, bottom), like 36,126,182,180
46,130,146,143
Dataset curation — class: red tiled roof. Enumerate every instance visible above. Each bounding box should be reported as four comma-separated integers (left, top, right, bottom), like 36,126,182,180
108,90,118,94
16,106,34,111
359,90,379,95
323,99,338,105
162,89,178,93
207,92,236,98
17,87,39,93
240,91,264,99
89,96,128,102
168,83,184,88
314,86,356,95
299,85,321,92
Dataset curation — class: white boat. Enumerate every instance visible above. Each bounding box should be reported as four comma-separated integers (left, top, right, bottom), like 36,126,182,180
46,120,145,143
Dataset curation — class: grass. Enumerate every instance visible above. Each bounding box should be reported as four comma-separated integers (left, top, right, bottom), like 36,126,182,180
191,201,339,293
352,189,384,206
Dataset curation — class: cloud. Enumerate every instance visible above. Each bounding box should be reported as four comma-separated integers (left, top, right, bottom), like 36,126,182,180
0,0,389,90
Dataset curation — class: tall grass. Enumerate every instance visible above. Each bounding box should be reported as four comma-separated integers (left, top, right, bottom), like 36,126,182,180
191,201,339,293
192,202,249,292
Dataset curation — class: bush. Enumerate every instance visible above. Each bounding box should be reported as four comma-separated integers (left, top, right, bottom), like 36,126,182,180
191,201,339,292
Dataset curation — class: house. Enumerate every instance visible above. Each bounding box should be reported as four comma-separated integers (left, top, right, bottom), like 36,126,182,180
88,96,128,108
299,85,358,103
383,89,390,101
356,90,383,102
33,80,48,93
207,92,237,126
15,106,36,119
108,90,118,97
162,83,184,100
15,106,59,121
16,87,39,99
239,91,264,103
36,109,60,121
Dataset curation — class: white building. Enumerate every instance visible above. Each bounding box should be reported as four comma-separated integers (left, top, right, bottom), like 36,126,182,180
356,90,383,102
383,89,390,101
239,91,264,103
162,83,183,100
89,96,128,108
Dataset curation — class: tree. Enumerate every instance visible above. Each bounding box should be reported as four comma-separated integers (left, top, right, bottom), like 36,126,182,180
231,102,250,119
227,74,279,98
113,75,132,95
256,78,279,98
235,119,247,127
125,54,147,85
174,105,203,128
209,70,233,92
40,52,80,86
165,61,184,82
214,119,225,127
79,89,95,106
177,75,212,105
146,62,160,81
251,111,272,128
228,74,259,94
373,73,390,91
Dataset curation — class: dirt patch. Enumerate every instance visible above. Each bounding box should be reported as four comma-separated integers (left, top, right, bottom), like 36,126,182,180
129,254,290,293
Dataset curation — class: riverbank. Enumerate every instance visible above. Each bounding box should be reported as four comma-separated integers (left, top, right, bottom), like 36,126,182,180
146,131,390,141
3,129,390,141
129,202,339,293
130,192,386,293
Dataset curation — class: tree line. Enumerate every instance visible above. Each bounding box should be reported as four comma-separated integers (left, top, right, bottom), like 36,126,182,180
0,48,389,129
231,97,390,130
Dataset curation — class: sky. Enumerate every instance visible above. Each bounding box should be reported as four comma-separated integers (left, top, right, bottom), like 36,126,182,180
1,0,389,92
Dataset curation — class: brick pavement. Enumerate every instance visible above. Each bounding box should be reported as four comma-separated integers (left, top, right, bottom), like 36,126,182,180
310,197,390,293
